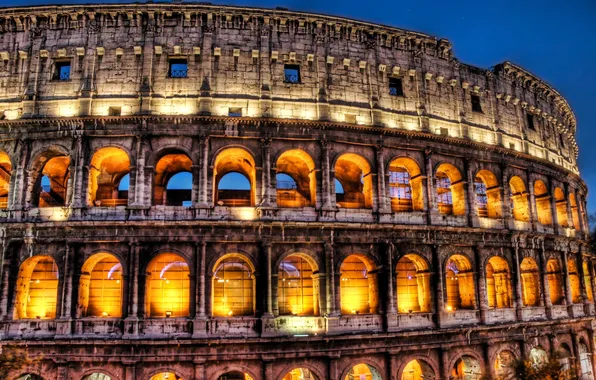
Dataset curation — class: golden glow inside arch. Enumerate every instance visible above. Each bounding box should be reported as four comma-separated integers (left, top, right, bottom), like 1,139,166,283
569,193,581,230
78,253,123,318
445,254,475,311
145,253,190,318
567,258,581,304
584,261,594,302
153,152,193,206
335,153,373,209
451,356,482,380
14,255,59,320
401,359,435,380
387,157,424,212
396,254,431,313
339,255,378,315
83,373,112,380
35,154,70,208
520,258,540,307
276,149,316,208
278,254,319,316
213,147,256,207
435,163,465,216
554,187,569,227
486,256,512,309
475,169,502,219
88,146,130,207
509,176,530,222
217,372,254,380
534,180,552,226
212,254,255,317
344,363,382,380
494,350,516,379
281,368,318,380
149,373,184,380
0,150,11,209
547,258,565,305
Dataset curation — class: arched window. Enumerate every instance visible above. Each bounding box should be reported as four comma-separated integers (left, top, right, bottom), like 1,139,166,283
15,375,43,380
212,255,255,317
149,373,184,380
0,151,12,209
435,163,465,216
78,253,123,318
276,149,316,208
214,148,255,207
396,254,431,313
14,256,59,319
494,350,516,380
554,187,569,227
534,180,552,225
510,176,530,222
530,347,549,369
584,261,594,302
88,147,130,207
339,255,378,315
334,153,372,209
569,193,580,230
557,343,573,372
568,258,581,304
579,342,595,380
486,257,512,309
520,258,540,307
451,356,482,380
282,369,318,380
145,253,190,318
547,259,565,305
401,359,436,380
35,155,70,207
83,373,112,380
388,157,424,212
475,170,502,219
278,255,319,316
445,255,475,311
217,372,254,380
344,364,382,380
153,152,193,206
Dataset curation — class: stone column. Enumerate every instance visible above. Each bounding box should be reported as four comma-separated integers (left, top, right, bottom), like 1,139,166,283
564,183,575,230
465,158,479,227
376,145,389,214
439,348,450,380
133,137,146,206
548,177,560,232
325,241,339,316
424,149,437,223
576,253,589,313
263,241,273,317
198,241,207,317
526,171,537,231
57,241,74,336
432,245,445,325
386,242,397,314
538,246,552,313
261,137,273,207
571,331,583,380
198,135,210,207
124,362,136,380
10,139,29,211
191,164,200,206
500,163,513,228
512,243,524,320
576,192,587,234
193,358,206,380
0,240,11,319
321,139,333,210
125,243,140,338
562,250,574,313
143,166,154,207
328,355,340,380
476,247,489,323
587,327,596,379
70,135,85,208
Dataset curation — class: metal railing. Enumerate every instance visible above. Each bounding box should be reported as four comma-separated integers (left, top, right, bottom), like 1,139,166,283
284,73,300,84
170,69,188,78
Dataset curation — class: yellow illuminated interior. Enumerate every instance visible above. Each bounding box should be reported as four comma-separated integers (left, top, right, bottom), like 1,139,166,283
486,256,512,308
35,154,70,208
451,356,482,380
554,187,569,227
510,176,530,222
281,368,318,380
217,372,254,380
276,149,316,208
145,253,190,318
278,254,318,316
520,258,540,307
534,180,553,226
79,253,122,317
153,152,192,206
14,255,59,319
339,255,378,315
584,261,593,302
445,255,475,310
567,258,581,303
546,258,565,305
396,254,431,313
569,193,580,230
494,351,515,379
475,170,502,219
344,363,374,380
335,153,373,209
88,147,130,207
401,359,435,380
0,151,11,209
150,373,184,380
436,163,465,216
213,147,256,207
212,255,255,317
387,157,424,213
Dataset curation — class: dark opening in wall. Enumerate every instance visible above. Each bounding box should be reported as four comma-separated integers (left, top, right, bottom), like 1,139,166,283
389,77,404,96
471,94,482,113
169,59,188,78
284,64,300,83
54,61,71,80
560,134,566,148
109,106,122,116
228,107,242,117
527,113,535,130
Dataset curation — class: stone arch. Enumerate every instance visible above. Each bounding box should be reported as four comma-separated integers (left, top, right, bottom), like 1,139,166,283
0,149,12,209
520,257,541,307
81,367,121,380
578,339,594,380
534,180,552,225
153,150,193,206
474,169,502,219
148,371,185,380
493,350,516,379
77,252,124,318
147,143,194,168
28,147,71,208
144,252,191,318
14,255,60,320
509,175,530,222
397,354,439,380
274,248,321,275
213,147,256,207
444,254,476,310
387,156,424,212
14,374,44,380
88,146,131,207
338,253,379,315
554,187,569,227
529,347,549,368
556,342,573,372
339,360,383,380
334,152,373,209
567,257,581,304
546,258,565,305
396,253,431,313
450,353,483,380
277,364,323,380
569,192,581,230
485,256,513,308
435,162,465,216
275,149,316,208
277,252,320,316
583,261,594,302
211,253,256,317
211,365,259,380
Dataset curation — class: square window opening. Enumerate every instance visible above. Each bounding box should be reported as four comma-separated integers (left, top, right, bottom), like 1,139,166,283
284,64,301,84
228,107,243,117
527,113,535,130
54,61,71,81
471,94,482,113
169,59,188,78
389,77,404,96
440,127,449,137
108,106,122,116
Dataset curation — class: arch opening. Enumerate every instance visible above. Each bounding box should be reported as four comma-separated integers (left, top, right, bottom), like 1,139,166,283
486,257,512,309
88,147,130,207
445,255,475,311
554,187,569,227
475,170,502,219
217,372,254,380
494,350,516,380
282,368,319,380
547,258,565,305
557,343,573,373
401,359,436,380
82,373,112,380
451,355,482,380
0,151,11,209
214,148,255,207
339,255,378,315
153,153,193,206
78,253,123,318
388,157,423,212
335,153,372,209
568,258,581,304
14,256,59,320
534,180,552,225
396,254,431,313
570,193,580,230
276,149,316,208
344,363,382,380
15,375,44,380
35,155,70,207
149,373,184,380
278,254,319,316
212,255,255,317
579,342,595,380
584,261,594,302
145,253,190,318
509,176,530,222
436,163,465,216
530,347,549,369
520,258,541,307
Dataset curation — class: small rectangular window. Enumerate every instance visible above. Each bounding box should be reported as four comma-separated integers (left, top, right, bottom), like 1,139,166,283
440,127,449,137
169,59,188,78
54,61,71,81
509,143,516,150
284,64,300,84
471,94,482,113
389,77,404,96
527,113,535,130
228,107,242,117
108,106,121,116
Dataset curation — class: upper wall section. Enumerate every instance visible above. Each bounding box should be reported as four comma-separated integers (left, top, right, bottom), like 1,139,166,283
0,3,579,173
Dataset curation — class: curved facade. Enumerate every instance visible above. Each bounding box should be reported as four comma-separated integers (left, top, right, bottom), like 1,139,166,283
0,3,593,380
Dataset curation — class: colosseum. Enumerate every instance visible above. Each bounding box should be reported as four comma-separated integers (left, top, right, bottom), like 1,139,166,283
0,3,592,380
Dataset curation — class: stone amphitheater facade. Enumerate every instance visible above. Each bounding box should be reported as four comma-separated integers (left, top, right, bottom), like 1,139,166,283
0,3,593,380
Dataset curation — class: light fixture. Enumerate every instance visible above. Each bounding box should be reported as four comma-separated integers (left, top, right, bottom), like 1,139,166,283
165,311,172,318
227,310,233,317
102,311,108,317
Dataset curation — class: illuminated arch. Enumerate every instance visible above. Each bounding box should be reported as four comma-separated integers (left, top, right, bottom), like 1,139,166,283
396,254,431,313
339,254,378,315
400,359,436,380
275,149,316,208
569,193,581,230
509,176,530,222
0,150,12,209
334,153,373,209
15,375,44,380
451,355,482,380
520,258,540,307
557,343,573,372
494,350,516,379
584,261,594,302
278,254,319,316
214,147,256,207
579,341,595,380
546,258,565,305
435,163,465,216
217,372,254,380
445,254,475,311
534,180,552,225
82,373,112,380
486,257,512,309
149,373,184,380
474,169,502,219
343,363,383,380
212,254,255,317
145,253,190,318
153,152,193,206
387,157,424,212
14,255,59,320
567,258,581,304
78,253,123,318
281,368,319,380
554,187,569,227
530,347,549,369
31,152,70,208
88,147,130,207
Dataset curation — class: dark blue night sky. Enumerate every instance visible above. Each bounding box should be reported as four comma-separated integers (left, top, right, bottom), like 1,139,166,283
3,0,595,214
